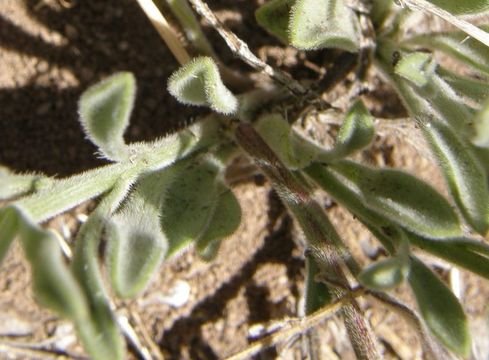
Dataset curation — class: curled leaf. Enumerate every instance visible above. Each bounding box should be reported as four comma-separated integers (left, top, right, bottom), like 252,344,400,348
79,72,135,161
289,0,360,52
168,56,238,114
409,257,470,356
317,100,375,162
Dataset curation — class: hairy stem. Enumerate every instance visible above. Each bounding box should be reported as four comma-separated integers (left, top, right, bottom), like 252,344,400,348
234,122,380,359
15,119,220,222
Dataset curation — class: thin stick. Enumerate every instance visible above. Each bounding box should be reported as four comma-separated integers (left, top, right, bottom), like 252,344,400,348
401,0,489,47
187,0,307,96
135,0,191,64
225,288,365,360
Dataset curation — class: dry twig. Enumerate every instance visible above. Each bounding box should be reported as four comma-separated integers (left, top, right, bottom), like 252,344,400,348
187,0,308,96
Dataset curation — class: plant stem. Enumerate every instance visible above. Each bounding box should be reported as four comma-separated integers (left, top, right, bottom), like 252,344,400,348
15,118,220,223
234,122,380,359
135,0,191,64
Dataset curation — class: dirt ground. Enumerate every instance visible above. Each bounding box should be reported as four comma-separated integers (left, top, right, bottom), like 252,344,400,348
1,1,489,359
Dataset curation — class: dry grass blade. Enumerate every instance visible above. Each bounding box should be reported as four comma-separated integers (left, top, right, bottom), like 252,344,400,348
401,0,489,47
225,288,365,360
135,0,191,64
187,0,307,96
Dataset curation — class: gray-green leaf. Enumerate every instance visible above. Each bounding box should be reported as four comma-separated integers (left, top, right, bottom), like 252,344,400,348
317,100,375,162
196,184,241,260
359,257,409,290
168,56,238,114
106,169,174,298
289,0,360,52
408,257,470,356
471,98,489,147
331,161,462,238
403,27,489,76
420,119,489,235
79,72,135,161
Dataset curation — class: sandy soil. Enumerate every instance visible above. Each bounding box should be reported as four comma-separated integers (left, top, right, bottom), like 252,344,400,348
1,1,489,359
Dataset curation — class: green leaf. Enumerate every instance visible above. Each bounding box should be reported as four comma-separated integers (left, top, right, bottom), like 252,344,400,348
304,256,332,314
317,100,375,162
195,184,241,260
407,233,489,281
425,0,489,14
359,232,410,290
420,119,489,235
168,56,238,114
331,161,462,239
371,0,394,27
359,257,409,290
71,182,129,360
0,207,19,264
394,52,436,87
403,27,489,76
256,113,317,169
255,0,294,43
79,72,135,161
438,67,489,105
471,98,489,147
289,0,360,52
161,158,221,257
106,169,175,298
408,257,470,356
376,45,489,235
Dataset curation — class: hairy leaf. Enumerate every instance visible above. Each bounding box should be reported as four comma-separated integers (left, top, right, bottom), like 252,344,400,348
425,0,489,14
196,184,241,261
331,161,462,238
409,257,470,356
255,0,294,43
438,67,489,105
161,158,222,257
471,98,489,147
317,100,375,162
289,0,360,51
106,169,174,298
256,113,317,169
403,27,489,75
420,120,489,235
394,52,436,87
168,56,238,114
377,45,489,235
79,72,135,161
407,233,489,281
